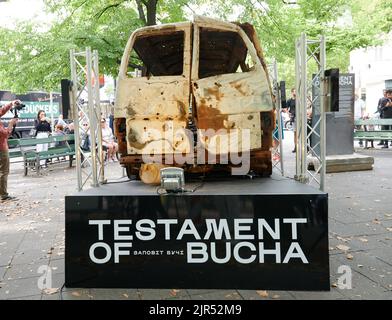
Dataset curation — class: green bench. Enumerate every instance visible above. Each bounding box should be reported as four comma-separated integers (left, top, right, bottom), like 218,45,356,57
8,139,24,161
7,134,75,175
354,119,392,142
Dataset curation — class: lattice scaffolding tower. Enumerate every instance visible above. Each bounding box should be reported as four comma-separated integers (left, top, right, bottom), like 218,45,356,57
69,47,105,191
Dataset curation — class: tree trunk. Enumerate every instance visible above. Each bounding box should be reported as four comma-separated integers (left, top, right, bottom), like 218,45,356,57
135,0,158,26
135,0,147,25
146,0,158,26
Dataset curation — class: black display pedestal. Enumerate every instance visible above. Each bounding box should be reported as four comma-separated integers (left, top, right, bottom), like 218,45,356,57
65,175,329,291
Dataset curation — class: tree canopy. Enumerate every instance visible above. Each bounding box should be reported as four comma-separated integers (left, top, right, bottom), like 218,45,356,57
0,0,391,93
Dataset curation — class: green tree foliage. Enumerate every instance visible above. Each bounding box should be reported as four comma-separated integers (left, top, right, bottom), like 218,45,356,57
0,0,391,92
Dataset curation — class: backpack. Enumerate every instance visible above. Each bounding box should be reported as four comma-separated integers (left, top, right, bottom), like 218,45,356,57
81,133,90,151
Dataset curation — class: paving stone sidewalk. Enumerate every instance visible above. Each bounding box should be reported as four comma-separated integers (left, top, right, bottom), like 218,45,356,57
1,132,391,300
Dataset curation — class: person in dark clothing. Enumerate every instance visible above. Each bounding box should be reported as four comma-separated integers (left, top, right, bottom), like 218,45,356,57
34,110,52,167
380,89,392,148
376,90,387,146
284,88,296,153
109,112,114,135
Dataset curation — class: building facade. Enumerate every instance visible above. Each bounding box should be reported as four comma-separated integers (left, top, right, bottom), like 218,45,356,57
349,32,392,115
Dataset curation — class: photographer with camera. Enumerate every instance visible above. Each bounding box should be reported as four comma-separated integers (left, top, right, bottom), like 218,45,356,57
0,100,21,201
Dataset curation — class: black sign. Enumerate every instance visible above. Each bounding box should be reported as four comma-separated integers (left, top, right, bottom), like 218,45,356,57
65,180,329,291
312,73,355,155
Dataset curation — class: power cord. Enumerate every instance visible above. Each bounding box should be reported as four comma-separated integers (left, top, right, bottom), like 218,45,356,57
156,178,205,195
102,177,134,185
59,282,65,300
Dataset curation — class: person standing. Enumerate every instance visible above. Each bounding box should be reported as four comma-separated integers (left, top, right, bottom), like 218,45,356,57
380,89,392,148
34,110,52,167
354,94,366,147
0,100,20,201
376,90,387,146
109,110,114,135
285,88,297,153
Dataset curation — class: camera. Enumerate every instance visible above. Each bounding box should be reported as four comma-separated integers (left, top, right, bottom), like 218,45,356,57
12,102,26,118
14,102,26,111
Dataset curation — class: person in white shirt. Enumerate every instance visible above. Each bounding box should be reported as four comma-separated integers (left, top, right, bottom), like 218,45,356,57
354,94,366,120
354,94,366,147
101,118,118,162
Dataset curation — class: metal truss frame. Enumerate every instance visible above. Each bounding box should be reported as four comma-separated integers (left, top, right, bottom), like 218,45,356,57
268,60,284,176
70,48,105,191
295,33,326,191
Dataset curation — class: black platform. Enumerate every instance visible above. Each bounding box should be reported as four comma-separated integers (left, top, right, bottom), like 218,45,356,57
65,174,329,290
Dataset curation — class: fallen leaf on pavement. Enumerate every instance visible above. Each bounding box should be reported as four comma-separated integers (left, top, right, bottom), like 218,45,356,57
359,238,368,243
256,290,269,298
123,293,129,298
331,283,338,288
71,291,81,297
337,236,350,242
272,295,280,299
372,219,381,225
346,254,354,260
387,227,392,232
336,244,350,252
43,288,59,295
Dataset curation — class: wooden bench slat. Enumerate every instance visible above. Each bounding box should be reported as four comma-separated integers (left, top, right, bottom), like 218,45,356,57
354,119,392,141
355,119,392,126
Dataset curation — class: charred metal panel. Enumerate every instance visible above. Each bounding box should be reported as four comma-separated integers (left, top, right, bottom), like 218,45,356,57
193,72,273,115
197,112,262,154
116,77,189,119
126,118,191,155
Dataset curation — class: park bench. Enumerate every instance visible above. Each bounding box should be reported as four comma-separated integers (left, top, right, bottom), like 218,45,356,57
8,139,24,161
7,134,75,175
354,119,392,142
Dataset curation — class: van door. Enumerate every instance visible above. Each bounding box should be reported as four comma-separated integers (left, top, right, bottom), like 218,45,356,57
191,17,274,156
115,22,192,156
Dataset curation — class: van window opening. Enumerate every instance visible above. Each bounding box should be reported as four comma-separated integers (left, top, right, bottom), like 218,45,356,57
127,31,185,78
198,28,255,79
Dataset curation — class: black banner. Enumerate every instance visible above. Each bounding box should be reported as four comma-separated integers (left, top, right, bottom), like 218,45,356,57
65,191,329,291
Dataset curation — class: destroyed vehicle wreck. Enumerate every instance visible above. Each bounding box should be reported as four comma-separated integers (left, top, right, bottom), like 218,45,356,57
114,16,275,184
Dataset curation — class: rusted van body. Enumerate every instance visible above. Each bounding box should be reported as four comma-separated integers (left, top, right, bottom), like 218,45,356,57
114,16,274,183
